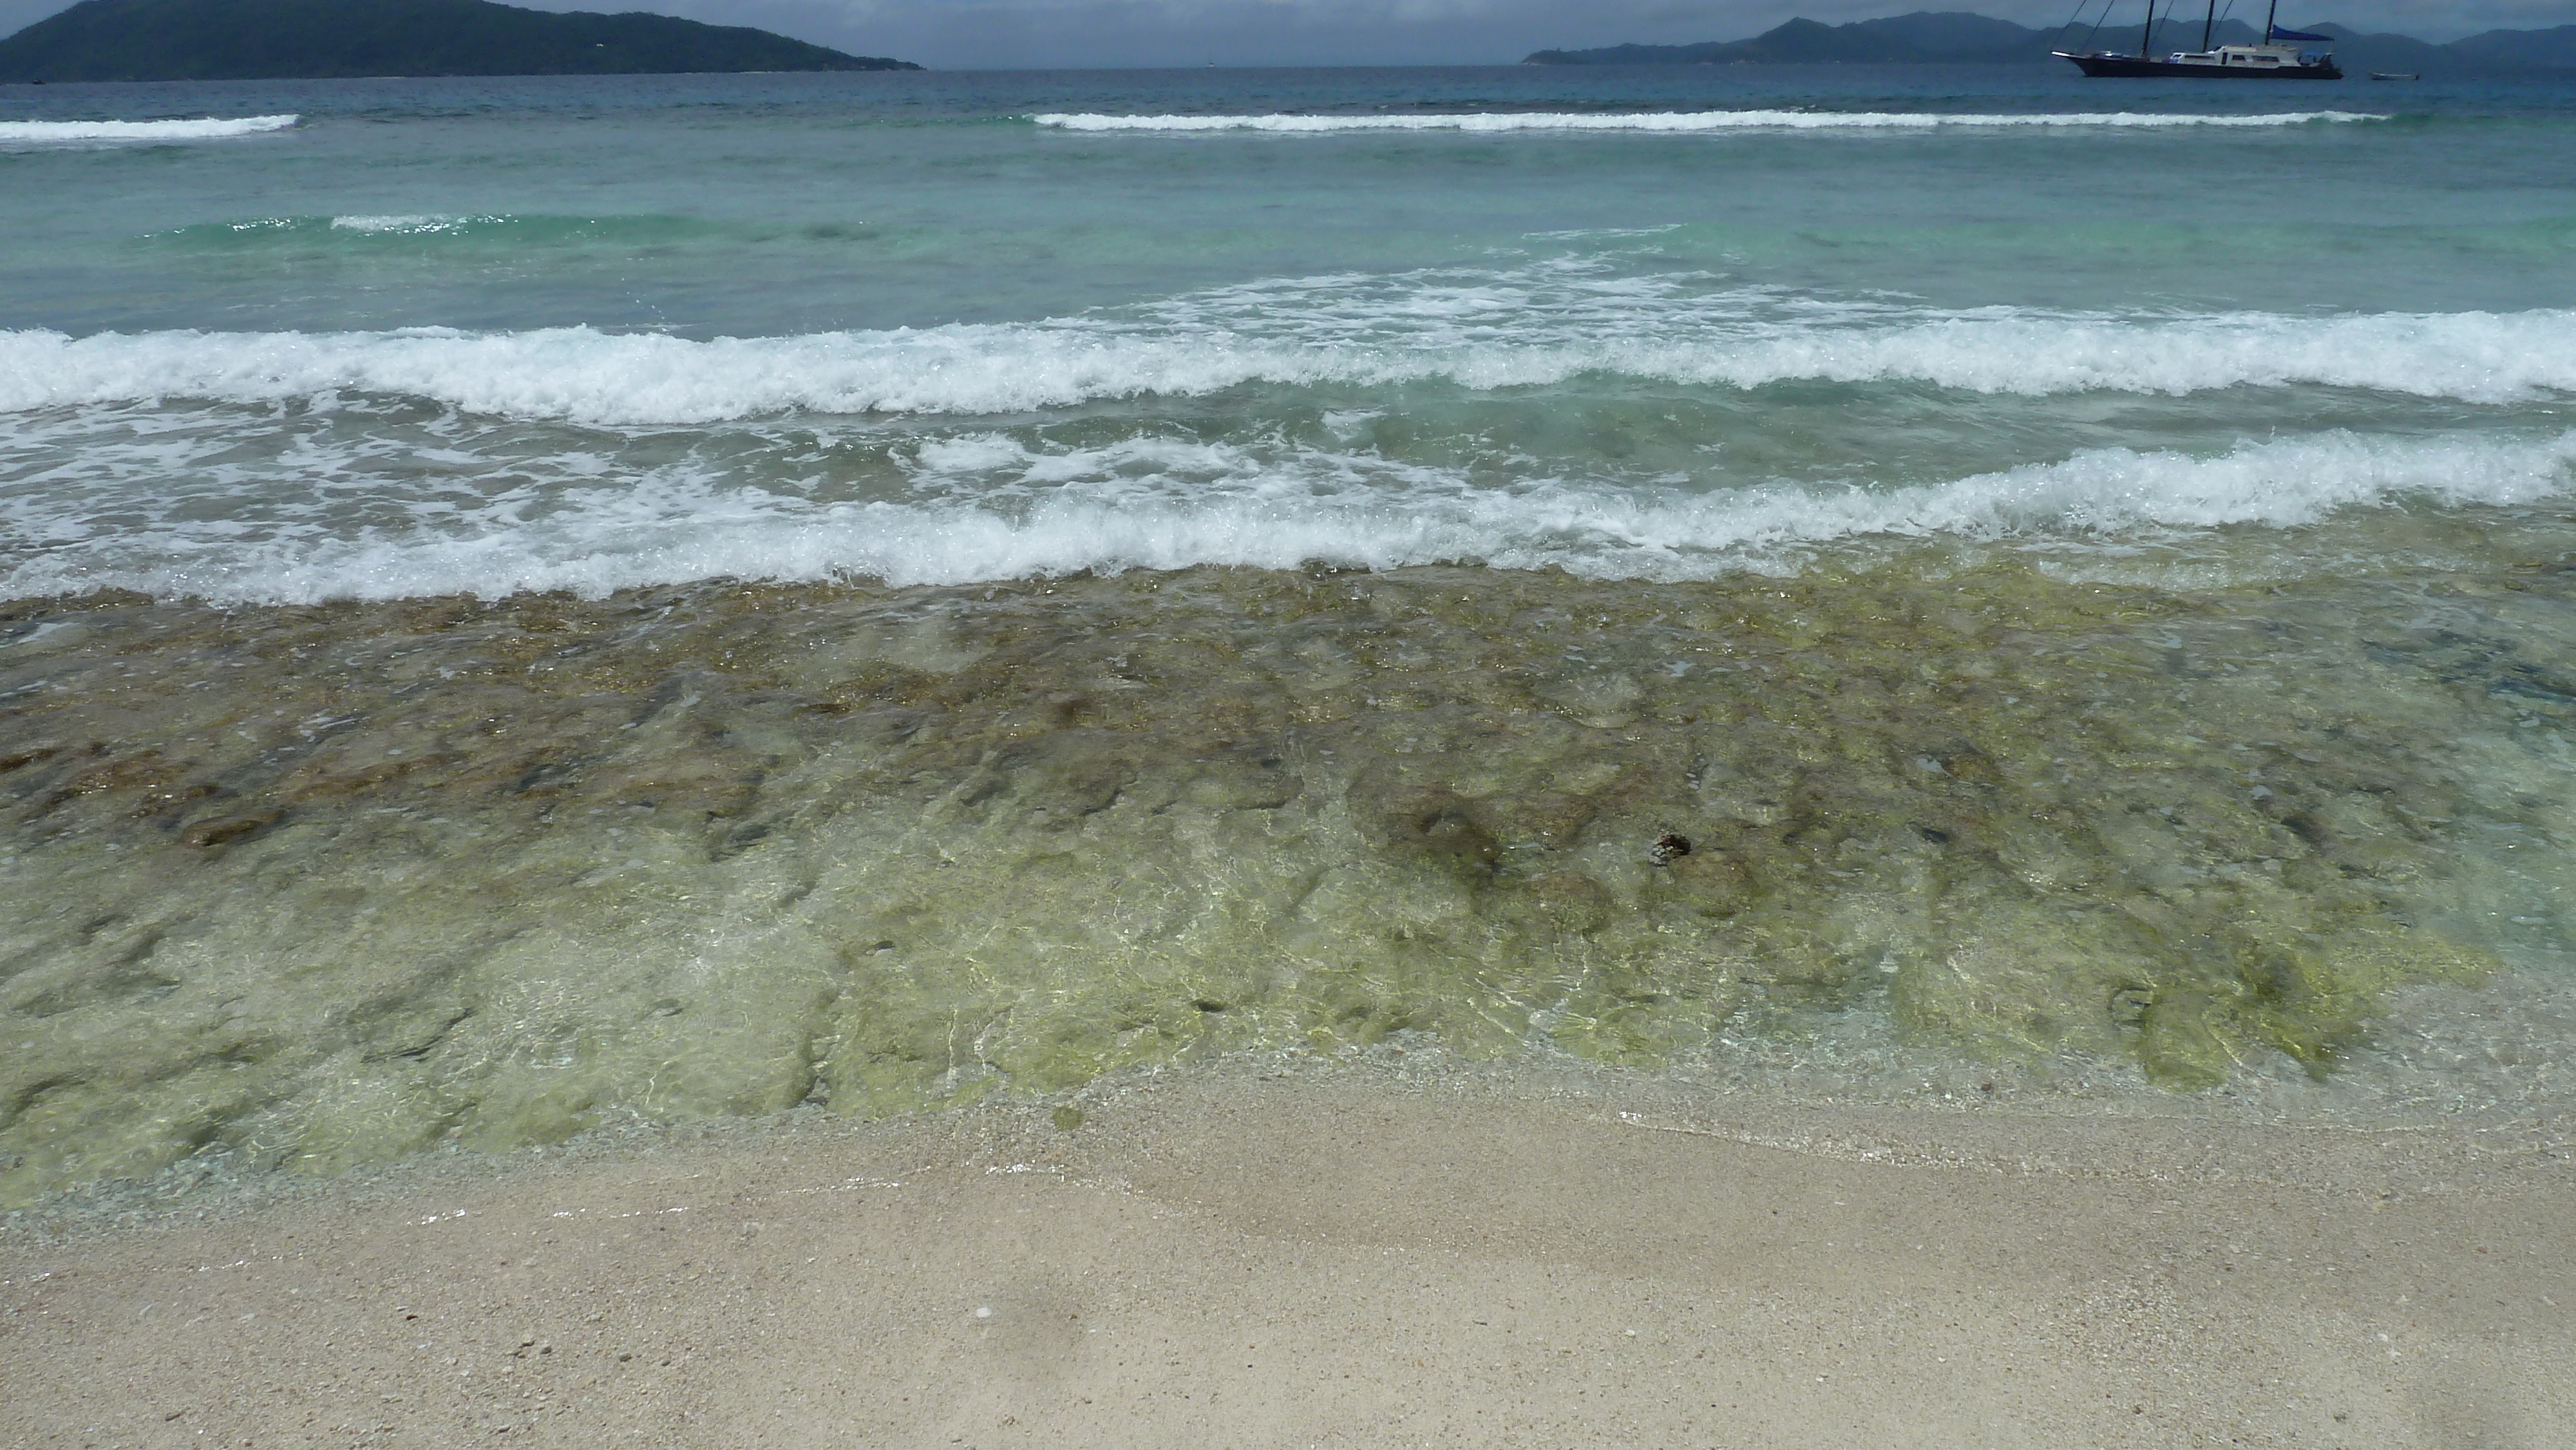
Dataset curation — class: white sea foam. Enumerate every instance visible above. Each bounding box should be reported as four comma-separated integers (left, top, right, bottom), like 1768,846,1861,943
8,263,2568,604
3,299,2569,425
0,115,299,144
1034,109,2386,133
330,214,471,234
6,429,2570,605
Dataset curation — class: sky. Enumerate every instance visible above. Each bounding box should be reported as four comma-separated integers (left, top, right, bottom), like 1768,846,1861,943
5,0,2576,69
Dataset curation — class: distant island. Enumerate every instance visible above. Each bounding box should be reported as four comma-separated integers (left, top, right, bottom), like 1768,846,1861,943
0,0,920,83
1526,9,2576,78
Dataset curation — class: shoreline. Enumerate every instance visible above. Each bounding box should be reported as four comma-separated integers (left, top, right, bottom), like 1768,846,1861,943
6,1064,2573,1447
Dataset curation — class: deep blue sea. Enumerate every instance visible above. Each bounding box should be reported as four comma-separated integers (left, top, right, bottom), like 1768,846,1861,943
4,66,2575,1205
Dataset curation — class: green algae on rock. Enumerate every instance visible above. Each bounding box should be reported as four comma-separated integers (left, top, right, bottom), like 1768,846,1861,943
4,543,2571,1205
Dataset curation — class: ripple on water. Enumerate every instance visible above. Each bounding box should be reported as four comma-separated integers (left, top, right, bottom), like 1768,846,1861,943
4,532,2575,1206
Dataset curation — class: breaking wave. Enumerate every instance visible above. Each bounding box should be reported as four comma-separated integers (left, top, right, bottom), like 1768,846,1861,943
8,428,2571,604
1,299,2568,424
1033,109,2387,133
0,114,299,145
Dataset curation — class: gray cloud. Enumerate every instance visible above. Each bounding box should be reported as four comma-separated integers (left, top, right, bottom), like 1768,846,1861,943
5,0,2575,68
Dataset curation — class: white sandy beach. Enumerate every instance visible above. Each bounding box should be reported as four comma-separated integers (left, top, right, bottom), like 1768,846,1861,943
12,41,2576,1450
5,1069,2570,1449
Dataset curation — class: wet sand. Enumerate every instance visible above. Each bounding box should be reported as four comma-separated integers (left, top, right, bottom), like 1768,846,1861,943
5,1069,2571,1449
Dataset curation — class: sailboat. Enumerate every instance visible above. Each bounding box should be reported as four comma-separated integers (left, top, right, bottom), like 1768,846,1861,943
2053,0,2344,79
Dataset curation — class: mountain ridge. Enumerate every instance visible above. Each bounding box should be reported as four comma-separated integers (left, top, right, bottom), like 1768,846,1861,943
0,0,920,82
1524,10,2576,76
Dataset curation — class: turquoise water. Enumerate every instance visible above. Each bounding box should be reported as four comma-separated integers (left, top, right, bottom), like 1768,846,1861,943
6,69,2573,335
4,66,2575,1205
5,69,2575,601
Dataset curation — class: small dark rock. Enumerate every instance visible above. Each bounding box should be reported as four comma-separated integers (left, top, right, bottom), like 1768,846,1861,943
180,809,281,849
1648,832,1692,866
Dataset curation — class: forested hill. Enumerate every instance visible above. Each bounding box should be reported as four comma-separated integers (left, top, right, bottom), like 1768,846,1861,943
0,0,920,82
1525,10,2576,77
1530,12,2045,66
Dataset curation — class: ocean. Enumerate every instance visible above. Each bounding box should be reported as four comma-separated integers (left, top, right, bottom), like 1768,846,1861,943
4,64,2574,1211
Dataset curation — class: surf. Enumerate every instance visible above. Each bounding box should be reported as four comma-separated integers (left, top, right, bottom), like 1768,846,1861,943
1032,109,2390,133
3,299,2570,426
0,114,299,144
8,428,2570,605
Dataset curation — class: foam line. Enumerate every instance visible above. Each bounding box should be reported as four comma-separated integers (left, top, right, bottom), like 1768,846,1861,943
4,301,2570,424
330,214,460,233
1033,109,2387,133
8,429,2570,605
0,115,299,143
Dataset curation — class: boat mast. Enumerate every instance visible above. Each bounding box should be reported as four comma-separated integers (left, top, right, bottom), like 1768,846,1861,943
2140,0,2156,57
2263,0,2278,42
2201,0,2216,50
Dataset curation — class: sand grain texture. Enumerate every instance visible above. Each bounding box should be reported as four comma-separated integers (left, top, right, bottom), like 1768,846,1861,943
3,1077,2570,1449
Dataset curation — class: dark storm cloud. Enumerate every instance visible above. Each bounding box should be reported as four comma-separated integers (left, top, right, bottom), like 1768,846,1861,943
5,0,2575,67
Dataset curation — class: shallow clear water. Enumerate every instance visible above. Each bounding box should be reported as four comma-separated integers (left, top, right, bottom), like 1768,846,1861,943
4,65,2575,1206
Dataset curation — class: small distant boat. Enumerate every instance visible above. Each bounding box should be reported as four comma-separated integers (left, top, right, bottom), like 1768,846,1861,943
2369,71,2420,80
2054,1,2343,79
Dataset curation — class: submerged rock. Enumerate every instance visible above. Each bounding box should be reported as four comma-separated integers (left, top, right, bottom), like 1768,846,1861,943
3,549,2570,1203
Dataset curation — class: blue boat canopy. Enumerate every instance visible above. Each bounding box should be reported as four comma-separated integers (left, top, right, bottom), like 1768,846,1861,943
2268,25,2334,42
